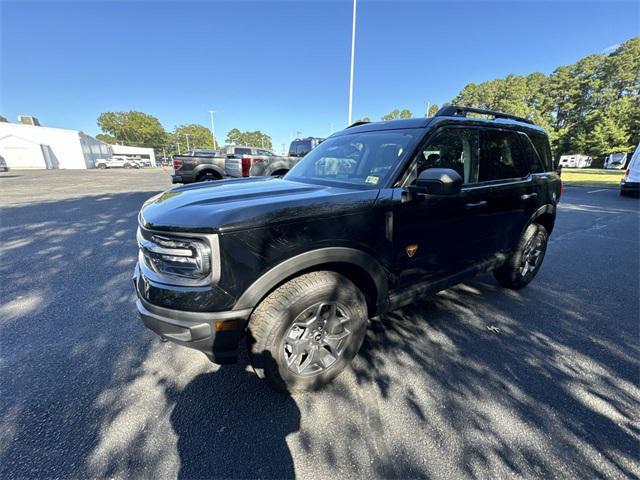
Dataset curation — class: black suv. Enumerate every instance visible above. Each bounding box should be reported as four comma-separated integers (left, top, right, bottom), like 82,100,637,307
134,106,561,392
289,137,324,157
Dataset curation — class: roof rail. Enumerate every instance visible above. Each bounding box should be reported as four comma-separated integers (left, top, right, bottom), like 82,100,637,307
434,105,534,125
347,120,371,128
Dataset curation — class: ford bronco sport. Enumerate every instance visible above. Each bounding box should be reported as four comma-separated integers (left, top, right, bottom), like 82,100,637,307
134,106,561,392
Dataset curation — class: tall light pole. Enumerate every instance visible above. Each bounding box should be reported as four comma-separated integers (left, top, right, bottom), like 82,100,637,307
184,134,191,151
175,142,181,155
347,0,357,126
208,110,217,149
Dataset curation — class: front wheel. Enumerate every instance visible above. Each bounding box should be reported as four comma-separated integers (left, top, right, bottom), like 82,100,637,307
493,223,548,289
247,271,368,392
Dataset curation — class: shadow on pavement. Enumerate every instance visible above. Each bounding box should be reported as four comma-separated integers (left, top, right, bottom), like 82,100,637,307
0,188,638,478
168,363,299,479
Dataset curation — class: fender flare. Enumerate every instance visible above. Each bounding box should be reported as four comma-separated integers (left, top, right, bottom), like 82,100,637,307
193,163,225,179
264,161,290,176
232,247,389,313
524,203,556,234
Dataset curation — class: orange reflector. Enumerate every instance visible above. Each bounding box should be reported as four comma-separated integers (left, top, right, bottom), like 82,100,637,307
215,320,239,331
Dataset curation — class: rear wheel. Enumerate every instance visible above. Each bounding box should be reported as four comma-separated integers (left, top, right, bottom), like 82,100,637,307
271,170,288,177
247,271,368,392
196,171,222,182
97,164,107,169
494,223,548,289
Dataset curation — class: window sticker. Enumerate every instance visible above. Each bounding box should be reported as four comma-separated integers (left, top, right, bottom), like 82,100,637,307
365,175,379,185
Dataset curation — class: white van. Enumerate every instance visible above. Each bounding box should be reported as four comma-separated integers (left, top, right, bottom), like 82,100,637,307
605,152,628,169
620,144,639,197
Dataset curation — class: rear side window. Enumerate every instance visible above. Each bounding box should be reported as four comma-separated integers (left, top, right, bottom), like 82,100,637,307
234,147,252,156
479,130,529,181
518,133,545,174
529,133,553,171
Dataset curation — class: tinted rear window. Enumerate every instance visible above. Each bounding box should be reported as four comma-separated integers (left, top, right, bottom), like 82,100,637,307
479,129,529,181
529,133,553,171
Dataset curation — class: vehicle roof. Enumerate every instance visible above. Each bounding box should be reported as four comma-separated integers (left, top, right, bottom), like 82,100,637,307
334,115,546,136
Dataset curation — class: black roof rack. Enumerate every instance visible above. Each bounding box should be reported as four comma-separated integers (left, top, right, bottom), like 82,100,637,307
434,105,534,125
347,120,371,128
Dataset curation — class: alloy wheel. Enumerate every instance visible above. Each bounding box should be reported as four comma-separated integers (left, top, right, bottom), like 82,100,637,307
282,302,352,376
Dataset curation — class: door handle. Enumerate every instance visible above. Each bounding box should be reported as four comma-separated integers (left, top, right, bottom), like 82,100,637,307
465,200,488,209
521,193,538,200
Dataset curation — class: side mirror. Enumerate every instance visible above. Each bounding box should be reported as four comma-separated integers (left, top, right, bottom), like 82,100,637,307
407,168,463,196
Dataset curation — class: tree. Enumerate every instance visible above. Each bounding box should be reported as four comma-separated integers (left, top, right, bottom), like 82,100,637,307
427,104,439,117
225,128,272,148
449,37,640,158
354,117,371,123
172,124,215,150
381,109,412,121
95,133,116,144
97,111,167,149
0,115,8,123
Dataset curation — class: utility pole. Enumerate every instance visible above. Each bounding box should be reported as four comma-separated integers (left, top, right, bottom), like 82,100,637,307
185,134,191,151
282,143,286,155
425,101,430,117
175,142,181,155
208,110,217,149
347,0,357,126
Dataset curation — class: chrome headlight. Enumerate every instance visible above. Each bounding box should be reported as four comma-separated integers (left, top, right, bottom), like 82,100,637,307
137,227,218,284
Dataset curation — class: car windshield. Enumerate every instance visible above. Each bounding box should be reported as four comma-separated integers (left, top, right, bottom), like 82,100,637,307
286,129,419,188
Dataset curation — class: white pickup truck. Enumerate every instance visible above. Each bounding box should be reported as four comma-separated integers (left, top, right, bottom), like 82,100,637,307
223,146,300,178
95,156,140,169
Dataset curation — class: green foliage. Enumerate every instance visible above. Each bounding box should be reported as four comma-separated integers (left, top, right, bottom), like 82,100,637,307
225,128,272,148
171,124,215,150
381,109,412,121
97,111,167,149
451,37,639,158
0,115,8,123
427,104,439,117
95,133,116,144
354,117,371,123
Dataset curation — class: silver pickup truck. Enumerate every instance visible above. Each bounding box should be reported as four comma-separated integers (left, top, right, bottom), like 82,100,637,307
224,146,300,178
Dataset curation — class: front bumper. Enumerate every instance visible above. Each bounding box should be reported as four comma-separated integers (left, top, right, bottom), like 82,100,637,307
134,272,252,364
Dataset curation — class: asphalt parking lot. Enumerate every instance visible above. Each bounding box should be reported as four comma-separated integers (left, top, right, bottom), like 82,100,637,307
1,169,638,479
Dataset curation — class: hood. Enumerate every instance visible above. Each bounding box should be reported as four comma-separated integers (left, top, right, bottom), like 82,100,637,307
140,177,379,233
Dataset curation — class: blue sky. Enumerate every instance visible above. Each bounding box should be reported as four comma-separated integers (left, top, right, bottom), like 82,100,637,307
1,0,638,152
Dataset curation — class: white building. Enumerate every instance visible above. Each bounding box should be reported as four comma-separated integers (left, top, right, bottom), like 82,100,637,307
111,144,156,166
0,122,111,169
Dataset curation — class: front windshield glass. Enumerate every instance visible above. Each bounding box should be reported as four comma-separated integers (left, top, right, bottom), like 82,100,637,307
286,129,419,188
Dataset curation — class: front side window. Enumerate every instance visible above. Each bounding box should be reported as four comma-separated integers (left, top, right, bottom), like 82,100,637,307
479,130,529,181
412,127,479,184
287,130,419,188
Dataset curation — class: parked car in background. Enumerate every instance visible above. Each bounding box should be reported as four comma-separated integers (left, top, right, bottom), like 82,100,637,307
0,155,8,172
620,143,639,197
558,154,592,168
171,149,226,183
95,156,140,169
134,106,561,392
604,152,628,169
224,146,300,178
289,137,324,157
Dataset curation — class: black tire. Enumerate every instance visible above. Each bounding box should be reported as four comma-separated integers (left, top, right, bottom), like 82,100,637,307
247,271,368,393
493,223,548,289
97,164,107,169
196,171,221,182
124,164,132,169
271,170,288,177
